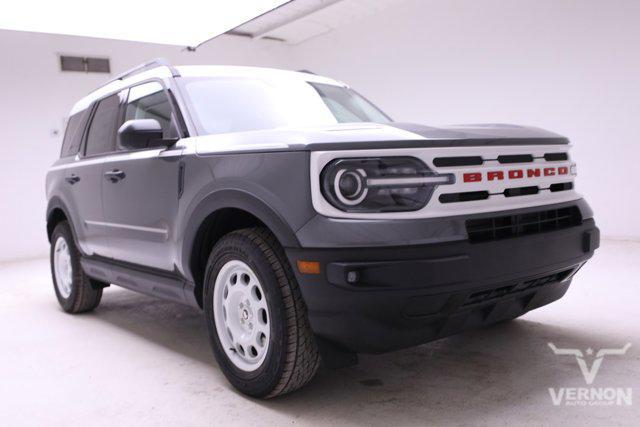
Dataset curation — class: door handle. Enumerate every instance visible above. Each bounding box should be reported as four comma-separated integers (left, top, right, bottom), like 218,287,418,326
104,169,126,183
65,174,80,185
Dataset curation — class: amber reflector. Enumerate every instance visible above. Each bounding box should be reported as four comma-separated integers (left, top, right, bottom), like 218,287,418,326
297,260,320,275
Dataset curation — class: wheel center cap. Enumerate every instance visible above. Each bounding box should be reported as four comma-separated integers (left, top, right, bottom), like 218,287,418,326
242,309,249,320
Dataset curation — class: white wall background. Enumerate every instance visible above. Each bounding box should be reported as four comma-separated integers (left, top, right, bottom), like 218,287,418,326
0,29,292,261
286,0,640,240
1,0,639,261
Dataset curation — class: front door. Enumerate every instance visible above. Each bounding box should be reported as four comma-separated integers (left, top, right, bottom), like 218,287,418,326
101,81,184,271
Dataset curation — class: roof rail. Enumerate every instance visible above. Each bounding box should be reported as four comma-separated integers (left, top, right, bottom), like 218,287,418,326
107,58,180,85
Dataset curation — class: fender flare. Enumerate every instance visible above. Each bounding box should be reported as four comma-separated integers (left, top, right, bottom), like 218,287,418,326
180,189,301,282
46,196,74,241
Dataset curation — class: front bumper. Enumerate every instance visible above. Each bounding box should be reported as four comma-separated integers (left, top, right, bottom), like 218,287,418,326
286,201,598,354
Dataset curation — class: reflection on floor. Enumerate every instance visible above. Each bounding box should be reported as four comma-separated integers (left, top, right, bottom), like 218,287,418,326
0,240,638,426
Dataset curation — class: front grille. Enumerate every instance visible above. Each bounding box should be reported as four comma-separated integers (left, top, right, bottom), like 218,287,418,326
433,156,483,167
433,152,568,167
544,152,568,161
503,186,539,197
550,182,573,192
439,191,489,203
498,154,534,164
466,206,582,243
441,183,572,204
463,268,575,306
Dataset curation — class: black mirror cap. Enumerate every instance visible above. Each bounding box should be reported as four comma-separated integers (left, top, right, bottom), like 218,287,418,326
117,119,164,150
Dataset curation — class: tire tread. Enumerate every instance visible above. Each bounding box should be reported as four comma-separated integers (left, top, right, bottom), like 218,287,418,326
51,221,103,313
234,228,320,398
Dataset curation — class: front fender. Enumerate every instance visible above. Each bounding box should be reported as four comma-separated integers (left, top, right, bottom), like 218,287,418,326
179,188,302,283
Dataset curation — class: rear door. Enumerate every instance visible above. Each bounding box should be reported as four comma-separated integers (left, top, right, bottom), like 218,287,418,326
70,93,125,256
101,81,184,271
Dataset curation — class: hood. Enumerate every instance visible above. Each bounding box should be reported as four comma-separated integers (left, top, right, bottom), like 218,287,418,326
194,122,568,155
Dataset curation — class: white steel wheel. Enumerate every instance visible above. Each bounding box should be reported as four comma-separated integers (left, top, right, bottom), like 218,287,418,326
50,221,103,313
53,236,73,298
204,228,320,398
213,260,271,372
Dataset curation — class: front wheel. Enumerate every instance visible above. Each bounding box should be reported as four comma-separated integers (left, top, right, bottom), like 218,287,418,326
203,228,320,398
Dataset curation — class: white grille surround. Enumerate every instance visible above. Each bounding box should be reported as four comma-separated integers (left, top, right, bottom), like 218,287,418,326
310,144,580,219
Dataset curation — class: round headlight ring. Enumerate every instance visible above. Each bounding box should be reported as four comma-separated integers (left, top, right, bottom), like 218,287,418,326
333,168,368,206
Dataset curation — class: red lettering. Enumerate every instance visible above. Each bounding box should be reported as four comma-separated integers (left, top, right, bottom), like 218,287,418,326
461,165,569,183
508,169,524,179
463,172,482,182
487,171,504,181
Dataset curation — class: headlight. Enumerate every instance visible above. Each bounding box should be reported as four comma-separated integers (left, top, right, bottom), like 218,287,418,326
320,157,454,212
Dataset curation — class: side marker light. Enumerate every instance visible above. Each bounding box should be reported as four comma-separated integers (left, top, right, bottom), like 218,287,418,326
297,260,320,275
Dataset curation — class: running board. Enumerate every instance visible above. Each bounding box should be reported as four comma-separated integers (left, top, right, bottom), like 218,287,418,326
80,257,197,306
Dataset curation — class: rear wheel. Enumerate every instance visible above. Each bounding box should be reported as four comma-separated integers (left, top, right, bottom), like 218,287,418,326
50,221,105,313
203,228,320,398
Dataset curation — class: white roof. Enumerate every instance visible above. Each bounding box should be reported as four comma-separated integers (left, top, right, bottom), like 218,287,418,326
69,64,345,116
176,65,345,86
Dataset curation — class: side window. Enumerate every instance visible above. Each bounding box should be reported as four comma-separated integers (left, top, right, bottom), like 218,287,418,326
60,112,86,158
121,81,178,149
85,94,121,156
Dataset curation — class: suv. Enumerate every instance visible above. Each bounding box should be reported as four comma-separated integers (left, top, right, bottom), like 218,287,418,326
46,59,599,398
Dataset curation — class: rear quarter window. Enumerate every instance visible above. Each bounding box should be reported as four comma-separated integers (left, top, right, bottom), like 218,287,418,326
60,112,86,158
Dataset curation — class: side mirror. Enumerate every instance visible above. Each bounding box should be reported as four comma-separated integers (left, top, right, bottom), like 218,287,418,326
117,119,165,150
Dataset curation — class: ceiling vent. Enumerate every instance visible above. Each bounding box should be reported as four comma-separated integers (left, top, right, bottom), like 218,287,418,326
60,55,111,73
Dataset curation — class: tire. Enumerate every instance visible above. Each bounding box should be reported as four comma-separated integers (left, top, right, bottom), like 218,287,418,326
50,221,105,313
203,227,320,398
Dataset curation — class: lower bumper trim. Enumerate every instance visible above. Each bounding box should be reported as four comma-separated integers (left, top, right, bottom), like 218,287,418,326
287,220,598,354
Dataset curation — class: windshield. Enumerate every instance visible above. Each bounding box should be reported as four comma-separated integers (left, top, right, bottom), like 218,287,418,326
180,76,391,136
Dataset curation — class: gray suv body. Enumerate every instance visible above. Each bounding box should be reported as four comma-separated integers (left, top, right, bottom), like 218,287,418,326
46,59,599,397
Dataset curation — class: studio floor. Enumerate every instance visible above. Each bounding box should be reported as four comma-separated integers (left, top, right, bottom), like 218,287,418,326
1,240,638,426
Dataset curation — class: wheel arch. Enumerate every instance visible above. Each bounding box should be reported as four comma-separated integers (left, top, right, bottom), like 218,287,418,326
46,197,74,243
182,189,301,307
